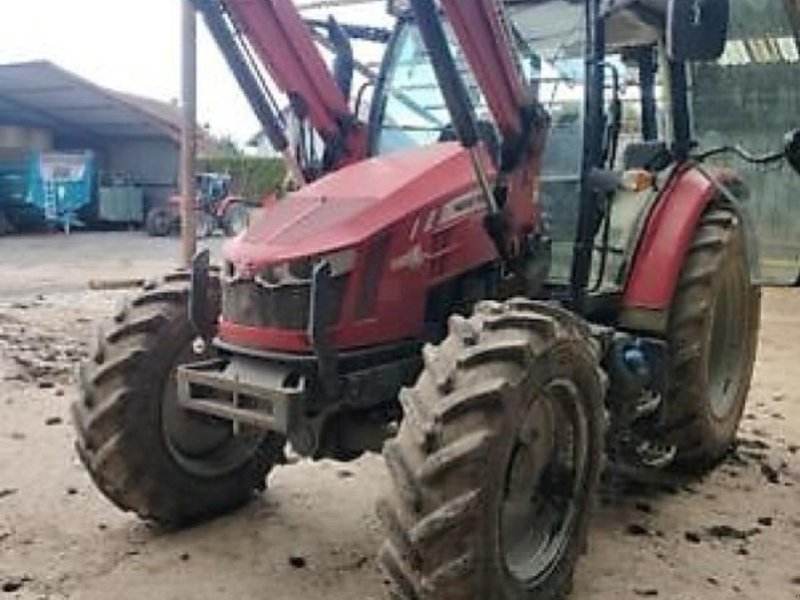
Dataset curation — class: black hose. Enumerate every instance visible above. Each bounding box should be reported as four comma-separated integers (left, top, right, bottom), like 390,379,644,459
693,145,785,165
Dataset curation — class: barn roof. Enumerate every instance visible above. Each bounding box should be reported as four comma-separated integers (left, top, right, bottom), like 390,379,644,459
0,61,183,142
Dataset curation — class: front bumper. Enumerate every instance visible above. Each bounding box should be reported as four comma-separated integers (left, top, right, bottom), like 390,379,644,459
176,356,304,434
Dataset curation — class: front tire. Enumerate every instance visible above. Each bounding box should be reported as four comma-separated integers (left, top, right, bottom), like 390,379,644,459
378,300,605,599
72,272,284,526
662,204,761,471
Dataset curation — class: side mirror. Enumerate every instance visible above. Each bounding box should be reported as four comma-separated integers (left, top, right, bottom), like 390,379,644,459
667,0,730,62
786,129,800,175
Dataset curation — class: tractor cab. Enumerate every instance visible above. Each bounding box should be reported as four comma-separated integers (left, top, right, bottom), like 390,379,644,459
196,172,232,208
368,0,738,312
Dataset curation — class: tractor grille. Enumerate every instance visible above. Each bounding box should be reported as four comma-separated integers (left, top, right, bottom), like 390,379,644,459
221,277,348,331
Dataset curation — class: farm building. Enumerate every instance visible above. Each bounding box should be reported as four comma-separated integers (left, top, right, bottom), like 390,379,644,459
0,61,194,232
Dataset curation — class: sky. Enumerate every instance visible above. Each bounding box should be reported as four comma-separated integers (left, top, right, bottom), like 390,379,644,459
0,0,389,144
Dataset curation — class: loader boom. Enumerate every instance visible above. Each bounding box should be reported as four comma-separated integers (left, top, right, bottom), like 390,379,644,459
438,0,527,142
194,0,367,172
409,0,536,157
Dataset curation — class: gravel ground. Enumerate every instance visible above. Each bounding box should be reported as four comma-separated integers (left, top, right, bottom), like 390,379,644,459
0,232,798,600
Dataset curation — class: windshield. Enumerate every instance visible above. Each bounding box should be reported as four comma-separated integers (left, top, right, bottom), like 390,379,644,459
510,1,587,176
373,1,587,174
373,24,489,154
509,1,588,285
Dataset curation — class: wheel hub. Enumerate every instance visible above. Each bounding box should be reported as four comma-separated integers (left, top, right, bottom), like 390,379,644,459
500,379,589,586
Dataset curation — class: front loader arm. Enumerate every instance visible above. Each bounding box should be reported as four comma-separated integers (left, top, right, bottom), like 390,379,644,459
409,0,548,262
438,0,528,143
206,0,367,169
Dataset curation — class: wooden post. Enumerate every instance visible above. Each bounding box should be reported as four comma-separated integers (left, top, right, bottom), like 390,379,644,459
181,0,198,268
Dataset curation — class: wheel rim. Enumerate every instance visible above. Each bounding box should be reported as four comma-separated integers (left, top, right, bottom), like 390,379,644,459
707,262,747,420
161,342,265,478
499,379,589,586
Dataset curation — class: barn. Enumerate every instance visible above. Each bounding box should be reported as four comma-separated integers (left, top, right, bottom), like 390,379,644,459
0,60,189,232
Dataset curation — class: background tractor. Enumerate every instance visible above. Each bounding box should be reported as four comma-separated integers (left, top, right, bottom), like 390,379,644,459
146,171,250,238
72,0,800,597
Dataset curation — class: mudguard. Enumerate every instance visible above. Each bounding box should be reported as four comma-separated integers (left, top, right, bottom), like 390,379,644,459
619,165,760,334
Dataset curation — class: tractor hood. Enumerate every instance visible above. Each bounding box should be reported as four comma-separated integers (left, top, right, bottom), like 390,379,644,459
224,142,492,270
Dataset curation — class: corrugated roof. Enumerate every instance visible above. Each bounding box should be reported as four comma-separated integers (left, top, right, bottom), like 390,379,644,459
0,60,184,142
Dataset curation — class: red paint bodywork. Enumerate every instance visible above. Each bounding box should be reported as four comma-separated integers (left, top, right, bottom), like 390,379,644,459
622,166,735,311
214,0,545,355
220,142,505,352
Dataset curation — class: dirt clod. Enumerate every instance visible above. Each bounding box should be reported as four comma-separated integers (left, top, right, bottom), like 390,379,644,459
625,524,649,537
705,525,759,541
684,531,701,544
737,437,770,450
760,463,781,484
1,577,27,593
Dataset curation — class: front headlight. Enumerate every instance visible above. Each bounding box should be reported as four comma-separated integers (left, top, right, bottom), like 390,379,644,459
256,262,290,287
321,248,356,277
255,248,356,288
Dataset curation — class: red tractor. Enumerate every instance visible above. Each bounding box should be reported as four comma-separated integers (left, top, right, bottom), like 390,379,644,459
73,0,800,597
146,172,250,238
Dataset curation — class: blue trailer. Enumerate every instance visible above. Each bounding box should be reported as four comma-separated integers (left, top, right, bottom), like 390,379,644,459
0,150,95,232
27,151,95,231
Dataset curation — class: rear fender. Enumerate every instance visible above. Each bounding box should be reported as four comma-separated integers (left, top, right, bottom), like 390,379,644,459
619,165,759,334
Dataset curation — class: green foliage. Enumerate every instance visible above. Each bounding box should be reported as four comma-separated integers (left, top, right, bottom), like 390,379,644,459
198,157,285,205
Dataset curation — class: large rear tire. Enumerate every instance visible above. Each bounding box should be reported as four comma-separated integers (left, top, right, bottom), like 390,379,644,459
662,204,761,472
378,300,605,599
72,272,284,526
